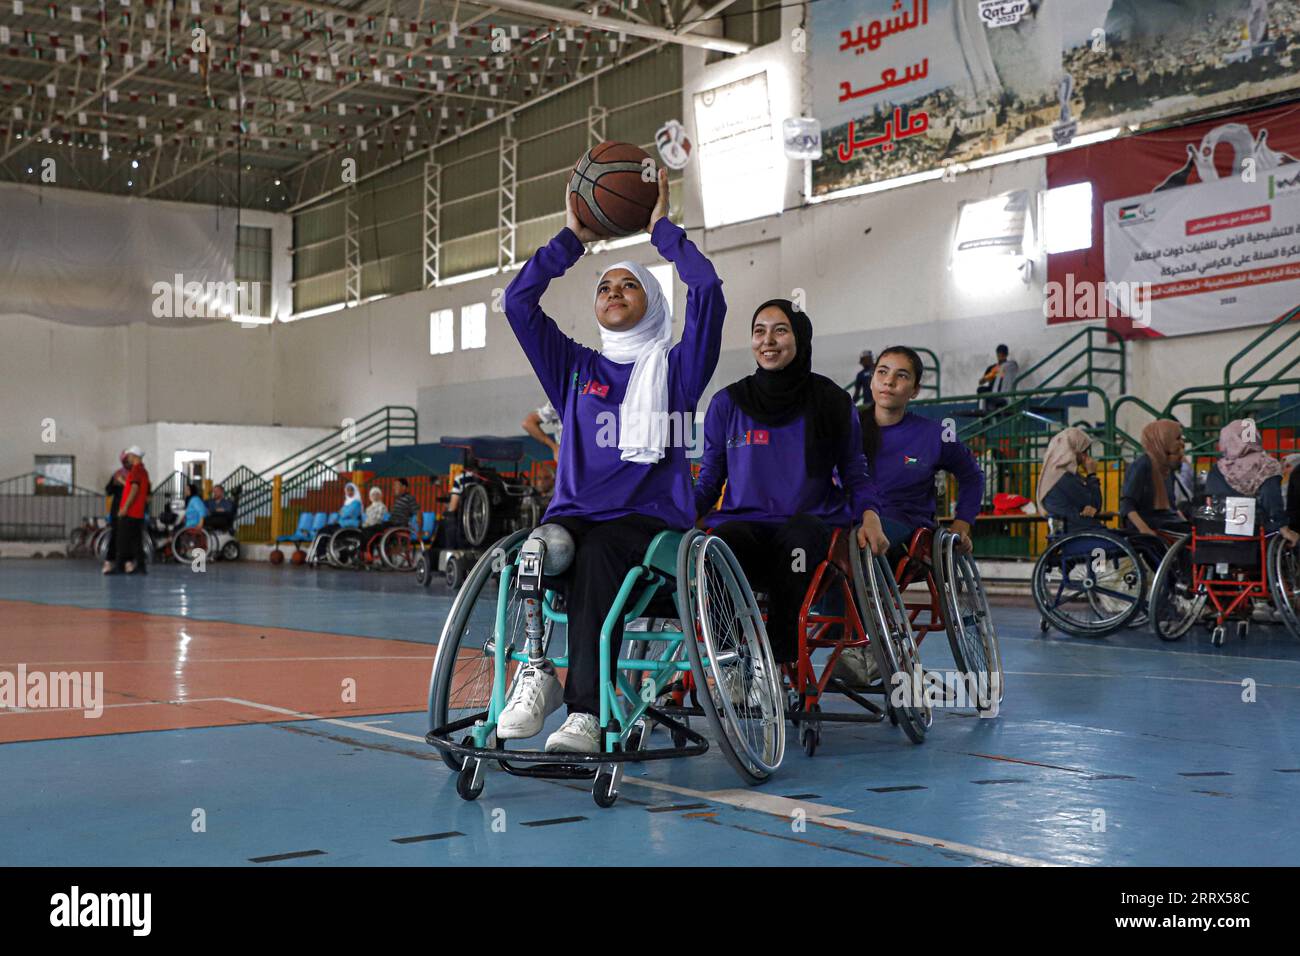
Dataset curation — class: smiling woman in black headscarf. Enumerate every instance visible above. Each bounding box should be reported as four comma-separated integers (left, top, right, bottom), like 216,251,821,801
693,299,888,664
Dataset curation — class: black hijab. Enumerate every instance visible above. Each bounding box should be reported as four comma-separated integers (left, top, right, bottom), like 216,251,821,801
726,299,851,479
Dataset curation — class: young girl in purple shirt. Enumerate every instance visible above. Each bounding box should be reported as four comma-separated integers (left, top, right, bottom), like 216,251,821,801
496,171,727,754
694,299,889,663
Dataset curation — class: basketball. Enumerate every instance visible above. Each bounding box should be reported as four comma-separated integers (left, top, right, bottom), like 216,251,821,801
269,548,285,565
290,549,306,565
569,141,658,238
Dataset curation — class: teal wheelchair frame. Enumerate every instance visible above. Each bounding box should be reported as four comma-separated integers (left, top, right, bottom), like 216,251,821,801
426,527,786,808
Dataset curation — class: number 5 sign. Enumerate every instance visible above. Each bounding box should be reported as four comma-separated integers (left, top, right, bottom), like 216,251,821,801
1224,496,1256,537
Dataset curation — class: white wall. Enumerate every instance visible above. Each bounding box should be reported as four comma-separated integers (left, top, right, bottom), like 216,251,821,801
98,422,334,485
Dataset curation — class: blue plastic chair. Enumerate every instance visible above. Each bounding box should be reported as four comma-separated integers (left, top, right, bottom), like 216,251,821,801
278,512,314,544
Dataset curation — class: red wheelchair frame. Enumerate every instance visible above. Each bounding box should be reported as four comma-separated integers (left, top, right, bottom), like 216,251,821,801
1188,523,1272,643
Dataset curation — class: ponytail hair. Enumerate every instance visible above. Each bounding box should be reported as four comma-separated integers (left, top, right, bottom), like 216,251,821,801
860,345,925,466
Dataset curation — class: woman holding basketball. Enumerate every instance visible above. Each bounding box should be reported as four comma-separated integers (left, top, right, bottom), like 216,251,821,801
834,346,984,687
693,299,890,666
497,166,727,754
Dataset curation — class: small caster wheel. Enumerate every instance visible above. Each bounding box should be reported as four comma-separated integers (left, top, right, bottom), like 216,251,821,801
670,716,689,750
445,555,463,590
456,760,484,801
801,725,820,757
1236,620,1249,640
625,724,645,752
1211,625,1226,647
221,541,241,561
1039,617,1050,633
593,766,620,808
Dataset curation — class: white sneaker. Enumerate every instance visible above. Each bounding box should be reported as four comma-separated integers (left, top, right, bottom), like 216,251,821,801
496,663,563,739
544,712,601,753
832,645,879,690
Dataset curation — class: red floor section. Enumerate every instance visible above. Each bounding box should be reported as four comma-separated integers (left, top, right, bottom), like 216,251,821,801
0,600,434,743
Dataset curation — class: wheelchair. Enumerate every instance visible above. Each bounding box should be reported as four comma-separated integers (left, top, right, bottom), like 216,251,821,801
884,526,1003,715
721,528,933,757
437,477,546,589
1149,502,1300,645
1032,519,1174,637
426,527,786,808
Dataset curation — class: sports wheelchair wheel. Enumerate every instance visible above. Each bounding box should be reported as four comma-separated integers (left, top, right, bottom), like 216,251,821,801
93,528,111,561
850,541,930,744
379,526,417,571
934,531,1002,710
461,483,491,547
1148,534,1206,641
427,530,537,772
328,528,365,569
172,527,209,564
1032,531,1146,637
415,550,434,587
1268,536,1300,640
676,530,785,784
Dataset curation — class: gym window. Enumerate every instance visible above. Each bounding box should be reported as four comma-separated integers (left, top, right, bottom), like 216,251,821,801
461,302,487,350
1042,182,1093,254
430,308,454,355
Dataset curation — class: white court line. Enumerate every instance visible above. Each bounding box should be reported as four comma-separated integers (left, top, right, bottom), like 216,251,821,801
221,697,1056,868
0,696,231,716
1005,670,1300,690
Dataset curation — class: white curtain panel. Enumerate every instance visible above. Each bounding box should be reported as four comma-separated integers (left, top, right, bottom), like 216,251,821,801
0,182,240,326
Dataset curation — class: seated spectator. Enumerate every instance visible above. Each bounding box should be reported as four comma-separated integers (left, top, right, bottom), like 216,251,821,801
183,483,208,530
206,484,236,531
1120,420,1189,535
522,400,562,460
1204,420,1286,533
1037,427,1103,532
1284,454,1300,547
388,478,420,528
851,350,875,406
364,487,387,527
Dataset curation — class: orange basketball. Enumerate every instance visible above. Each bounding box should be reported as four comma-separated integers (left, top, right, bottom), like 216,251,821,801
569,141,658,238
269,549,285,565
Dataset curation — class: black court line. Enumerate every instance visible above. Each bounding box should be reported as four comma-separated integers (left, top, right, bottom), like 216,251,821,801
392,831,465,844
1179,771,1232,777
521,816,588,828
646,803,711,813
971,779,1029,785
781,793,821,800
249,849,327,863
1192,790,1232,797
1087,774,1137,781
868,785,928,793
1274,768,1300,773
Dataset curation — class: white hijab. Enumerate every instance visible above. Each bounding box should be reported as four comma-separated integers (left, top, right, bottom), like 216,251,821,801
596,260,673,463
343,482,360,505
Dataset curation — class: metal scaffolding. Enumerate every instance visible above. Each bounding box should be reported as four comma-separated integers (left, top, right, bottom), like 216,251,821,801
587,105,608,146
344,189,361,306
497,134,518,271
423,160,442,288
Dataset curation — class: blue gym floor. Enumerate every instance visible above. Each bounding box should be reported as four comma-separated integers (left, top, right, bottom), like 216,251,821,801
2,558,1299,867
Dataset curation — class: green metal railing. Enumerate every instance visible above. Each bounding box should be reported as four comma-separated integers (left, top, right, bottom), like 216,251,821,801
1223,305,1300,413
217,465,273,538
255,405,417,480
0,472,105,541
1115,377,1300,456
1013,325,1126,393
237,405,418,532
277,460,350,541
149,471,186,517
